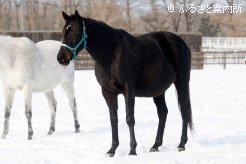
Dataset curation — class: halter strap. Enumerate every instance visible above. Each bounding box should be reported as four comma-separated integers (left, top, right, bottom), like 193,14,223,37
61,20,88,61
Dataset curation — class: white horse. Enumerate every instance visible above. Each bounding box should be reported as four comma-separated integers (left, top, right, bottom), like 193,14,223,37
0,36,80,139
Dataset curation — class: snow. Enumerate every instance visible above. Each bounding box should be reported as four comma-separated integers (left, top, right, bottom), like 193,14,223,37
0,65,246,164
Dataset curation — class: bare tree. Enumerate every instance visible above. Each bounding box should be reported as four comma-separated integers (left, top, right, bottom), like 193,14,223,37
0,0,7,29
85,0,125,28
179,0,204,32
5,0,12,30
14,0,21,30
85,0,92,17
125,0,132,31
226,0,240,36
0,0,244,36
162,0,182,32
141,0,169,32
209,0,244,36
115,0,143,31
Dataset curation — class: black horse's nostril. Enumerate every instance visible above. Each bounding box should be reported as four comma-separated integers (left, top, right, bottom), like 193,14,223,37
61,58,65,63
57,55,61,62
57,52,69,65
57,55,64,64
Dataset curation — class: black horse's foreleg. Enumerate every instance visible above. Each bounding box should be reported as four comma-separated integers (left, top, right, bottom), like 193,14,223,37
150,94,168,152
102,88,119,157
124,85,137,155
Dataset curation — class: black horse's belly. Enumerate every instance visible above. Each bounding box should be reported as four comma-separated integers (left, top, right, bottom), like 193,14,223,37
95,63,125,95
134,68,175,97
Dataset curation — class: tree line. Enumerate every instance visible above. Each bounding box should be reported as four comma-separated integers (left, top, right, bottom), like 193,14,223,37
0,0,245,36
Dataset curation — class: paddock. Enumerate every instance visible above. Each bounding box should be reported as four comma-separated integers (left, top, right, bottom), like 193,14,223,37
0,65,245,163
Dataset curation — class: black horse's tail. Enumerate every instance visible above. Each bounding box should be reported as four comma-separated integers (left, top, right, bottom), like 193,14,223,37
174,39,194,132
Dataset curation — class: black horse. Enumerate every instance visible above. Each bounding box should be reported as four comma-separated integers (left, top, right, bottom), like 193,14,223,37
57,10,193,157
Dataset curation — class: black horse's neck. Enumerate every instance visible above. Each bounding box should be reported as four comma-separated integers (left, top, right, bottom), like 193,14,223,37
83,18,118,67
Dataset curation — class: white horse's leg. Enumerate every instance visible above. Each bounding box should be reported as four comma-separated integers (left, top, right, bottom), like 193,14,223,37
1,86,15,139
61,82,80,133
44,91,57,135
22,86,33,140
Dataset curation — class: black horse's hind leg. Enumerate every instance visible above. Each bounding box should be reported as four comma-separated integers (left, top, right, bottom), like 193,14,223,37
102,88,119,157
124,85,137,155
174,81,192,151
150,94,168,152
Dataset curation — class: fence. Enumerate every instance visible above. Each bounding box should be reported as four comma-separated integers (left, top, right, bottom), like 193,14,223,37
202,37,246,69
0,31,202,70
203,51,246,69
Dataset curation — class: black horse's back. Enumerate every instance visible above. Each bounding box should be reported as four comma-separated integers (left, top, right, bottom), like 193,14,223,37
133,31,191,97
137,31,191,75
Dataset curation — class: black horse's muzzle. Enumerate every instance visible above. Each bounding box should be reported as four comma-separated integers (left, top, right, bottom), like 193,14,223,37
57,50,71,66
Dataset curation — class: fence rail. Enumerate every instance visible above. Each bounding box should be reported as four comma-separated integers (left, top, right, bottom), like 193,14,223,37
0,31,202,70
203,51,246,69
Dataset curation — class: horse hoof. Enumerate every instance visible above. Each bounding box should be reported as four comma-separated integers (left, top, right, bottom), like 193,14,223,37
106,152,115,157
75,129,80,133
149,148,159,152
28,136,32,140
47,131,53,135
1,135,6,139
178,147,185,152
47,127,55,135
47,130,55,135
129,151,137,156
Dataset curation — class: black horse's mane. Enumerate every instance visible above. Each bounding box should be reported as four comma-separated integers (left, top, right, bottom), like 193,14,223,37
84,17,132,39
68,14,115,32
84,17,116,31
86,18,108,27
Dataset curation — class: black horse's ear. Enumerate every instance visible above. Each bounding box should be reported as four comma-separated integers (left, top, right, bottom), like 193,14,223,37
75,10,80,17
62,11,70,21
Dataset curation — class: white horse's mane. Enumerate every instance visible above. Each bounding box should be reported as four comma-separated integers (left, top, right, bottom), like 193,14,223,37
0,35,35,45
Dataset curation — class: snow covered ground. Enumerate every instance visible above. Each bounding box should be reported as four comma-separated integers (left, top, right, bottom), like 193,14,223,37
0,65,246,164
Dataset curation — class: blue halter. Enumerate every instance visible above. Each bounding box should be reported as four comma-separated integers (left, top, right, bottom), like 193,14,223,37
61,20,88,61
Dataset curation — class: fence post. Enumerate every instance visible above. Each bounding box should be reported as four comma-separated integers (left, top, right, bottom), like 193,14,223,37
223,52,226,69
